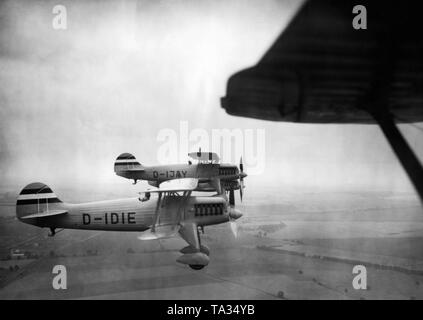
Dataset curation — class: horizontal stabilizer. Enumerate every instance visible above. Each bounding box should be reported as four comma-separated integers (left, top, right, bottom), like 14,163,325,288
21,209,68,220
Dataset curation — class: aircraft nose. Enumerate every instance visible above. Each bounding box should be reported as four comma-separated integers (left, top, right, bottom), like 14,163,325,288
240,172,248,179
229,208,243,220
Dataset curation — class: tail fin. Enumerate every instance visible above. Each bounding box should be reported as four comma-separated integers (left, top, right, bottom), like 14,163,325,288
114,153,144,179
16,182,64,220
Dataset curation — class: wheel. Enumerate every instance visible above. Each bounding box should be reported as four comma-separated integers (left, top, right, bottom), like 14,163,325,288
189,264,205,270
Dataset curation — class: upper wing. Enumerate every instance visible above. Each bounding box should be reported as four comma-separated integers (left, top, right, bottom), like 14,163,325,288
146,178,199,193
21,209,68,220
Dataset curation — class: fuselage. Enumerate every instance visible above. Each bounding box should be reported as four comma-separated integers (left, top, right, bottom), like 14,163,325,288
117,163,242,187
19,194,231,232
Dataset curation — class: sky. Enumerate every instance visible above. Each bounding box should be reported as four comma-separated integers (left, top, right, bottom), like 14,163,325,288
0,0,422,200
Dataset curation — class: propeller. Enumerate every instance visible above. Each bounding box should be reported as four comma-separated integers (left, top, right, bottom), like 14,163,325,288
228,189,242,238
229,220,238,238
224,157,246,238
239,157,246,201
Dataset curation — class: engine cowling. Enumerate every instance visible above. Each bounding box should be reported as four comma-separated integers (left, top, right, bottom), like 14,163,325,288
221,180,240,190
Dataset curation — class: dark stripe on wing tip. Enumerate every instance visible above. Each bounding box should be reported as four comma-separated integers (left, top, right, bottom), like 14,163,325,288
117,154,136,160
114,162,141,166
20,188,53,195
17,198,62,205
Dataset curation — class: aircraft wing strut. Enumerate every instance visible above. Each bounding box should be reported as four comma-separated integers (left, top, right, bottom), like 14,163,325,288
139,178,198,238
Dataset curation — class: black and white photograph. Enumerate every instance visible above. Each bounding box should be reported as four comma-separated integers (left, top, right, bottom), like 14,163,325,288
0,0,422,303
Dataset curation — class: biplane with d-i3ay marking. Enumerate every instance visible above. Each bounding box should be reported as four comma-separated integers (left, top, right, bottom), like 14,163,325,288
114,148,247,201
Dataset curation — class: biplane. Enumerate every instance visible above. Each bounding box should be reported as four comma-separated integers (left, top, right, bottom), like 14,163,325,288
16,152,245,270
114,148,247,201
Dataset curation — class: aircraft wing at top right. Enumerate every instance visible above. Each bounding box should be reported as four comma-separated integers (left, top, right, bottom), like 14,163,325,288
221,0,423,203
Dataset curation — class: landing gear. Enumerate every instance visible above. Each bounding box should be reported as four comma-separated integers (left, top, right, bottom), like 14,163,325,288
190,228,208,270
48,227,64,237
197,227,209,256
177,224,210,270
189,264,205,270
196,226,210,255
199,245,210,256
48,227,56,237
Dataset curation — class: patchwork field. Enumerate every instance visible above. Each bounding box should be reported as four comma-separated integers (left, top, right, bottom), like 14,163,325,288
1,191,422,299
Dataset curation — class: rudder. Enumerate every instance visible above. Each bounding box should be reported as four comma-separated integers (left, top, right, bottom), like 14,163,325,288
114,153,144,179
16,182,63,220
